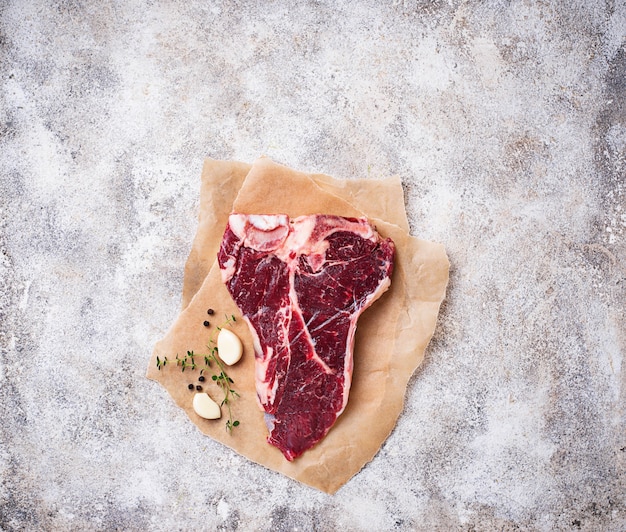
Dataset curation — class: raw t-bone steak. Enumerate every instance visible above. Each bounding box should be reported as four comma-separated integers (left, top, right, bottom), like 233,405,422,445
218,214,395,460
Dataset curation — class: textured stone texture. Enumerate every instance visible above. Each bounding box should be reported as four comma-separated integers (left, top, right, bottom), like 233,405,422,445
0,1,624,530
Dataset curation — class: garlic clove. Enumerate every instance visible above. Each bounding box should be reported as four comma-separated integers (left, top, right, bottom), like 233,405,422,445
192,392,221,419
217,328,243,365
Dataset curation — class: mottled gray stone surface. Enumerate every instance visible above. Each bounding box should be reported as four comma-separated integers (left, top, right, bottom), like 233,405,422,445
1,1,624,530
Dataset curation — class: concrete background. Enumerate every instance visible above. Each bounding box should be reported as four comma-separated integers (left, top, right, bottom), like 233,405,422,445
1,1,624,530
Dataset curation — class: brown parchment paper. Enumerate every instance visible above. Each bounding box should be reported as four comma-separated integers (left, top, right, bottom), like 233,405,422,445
147,157,449,494
181,159,410,309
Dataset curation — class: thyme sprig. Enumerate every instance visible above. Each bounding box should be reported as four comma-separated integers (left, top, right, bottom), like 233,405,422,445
208,345,241,431
156,314,241,432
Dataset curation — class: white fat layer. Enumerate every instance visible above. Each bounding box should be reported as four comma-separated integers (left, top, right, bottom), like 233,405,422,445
229,213,288,238
255,346,274,406
276,216,317,260
229,213,290,252
244,315,262,355
220,256,236,283
244,316,269,412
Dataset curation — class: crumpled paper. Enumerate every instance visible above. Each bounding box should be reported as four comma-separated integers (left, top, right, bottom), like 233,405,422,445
147,157,449,494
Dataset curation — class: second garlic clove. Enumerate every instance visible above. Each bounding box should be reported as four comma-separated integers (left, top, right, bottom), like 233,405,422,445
217,328,243,365
193,392,221,419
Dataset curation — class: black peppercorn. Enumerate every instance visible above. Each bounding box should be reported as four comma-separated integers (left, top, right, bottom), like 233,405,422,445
207,308,214,315
198,375,205,382
188,383,194,390
203,320,210,327
196,385,202,391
